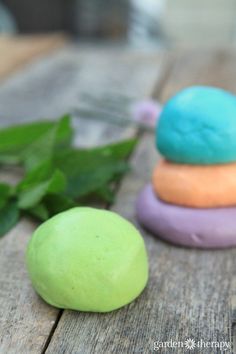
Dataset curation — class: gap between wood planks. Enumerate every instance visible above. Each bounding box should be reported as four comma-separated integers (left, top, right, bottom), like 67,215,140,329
41,52,172,354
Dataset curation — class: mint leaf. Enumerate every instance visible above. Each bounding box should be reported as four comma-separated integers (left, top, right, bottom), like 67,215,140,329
29,194,76,221
0,121,54,154
18,160,54,187
0,155,23,165
0,183,11,209
93,138,138,159
54,148,129,198
22,126,58,171
0,201,19,237
52,139,136,200
0,115,73,167
17,167,66,209
18,170,66,209
28,203,49,221
0,112,137,239
93,186,115,203
21,115,73,171
43,194,76,215
55,114,73,148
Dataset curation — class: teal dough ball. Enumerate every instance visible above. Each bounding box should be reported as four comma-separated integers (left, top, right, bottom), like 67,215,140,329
156,86,236,164
26,207,148,313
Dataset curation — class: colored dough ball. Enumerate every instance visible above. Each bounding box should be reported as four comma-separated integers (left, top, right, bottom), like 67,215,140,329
152,160,236,208
156,86,236,164
26,207,148,312
136,184,236,249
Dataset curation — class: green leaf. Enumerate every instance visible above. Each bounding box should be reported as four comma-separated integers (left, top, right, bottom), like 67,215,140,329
0,121,55,155
18,170,66,209
22,126,58,171
21,115,73,171
0,183,11,209
17,167,67,209
92,138,138,160
93,186,115,203
54,147,129,198
0,115,73,168
55,114,73,148
28,203,49,221
18,159,54,188
0,155,23,165
0,201,19,238
43,194,76,216
0,118,136,238
68,161,128,198
52,138,137,199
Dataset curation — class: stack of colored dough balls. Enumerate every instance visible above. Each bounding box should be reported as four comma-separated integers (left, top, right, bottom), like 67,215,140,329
137,86,236,248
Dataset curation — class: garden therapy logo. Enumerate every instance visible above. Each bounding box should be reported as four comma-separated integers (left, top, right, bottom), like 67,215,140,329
185,338,196,350
153,338,231,351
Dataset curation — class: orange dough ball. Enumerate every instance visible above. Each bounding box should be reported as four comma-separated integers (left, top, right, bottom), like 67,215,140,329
152,160,236,208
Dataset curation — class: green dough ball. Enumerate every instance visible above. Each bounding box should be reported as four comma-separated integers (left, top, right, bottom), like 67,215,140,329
26,207,148,312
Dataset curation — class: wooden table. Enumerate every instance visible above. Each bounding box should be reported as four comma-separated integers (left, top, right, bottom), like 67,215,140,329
0,39,236,354
0,34,66,80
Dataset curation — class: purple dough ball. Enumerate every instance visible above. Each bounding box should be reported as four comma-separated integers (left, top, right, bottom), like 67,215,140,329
136,184,236,249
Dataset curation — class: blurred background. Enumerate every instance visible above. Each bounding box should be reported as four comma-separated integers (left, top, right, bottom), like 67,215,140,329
1,0,236,47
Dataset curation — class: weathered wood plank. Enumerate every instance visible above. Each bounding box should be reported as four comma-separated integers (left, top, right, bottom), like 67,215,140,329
45,134,159,354
0,46,165,354
46,49,236,354
0,220,58,353
0,45,165,129
159,48,236,102
0,34,67,81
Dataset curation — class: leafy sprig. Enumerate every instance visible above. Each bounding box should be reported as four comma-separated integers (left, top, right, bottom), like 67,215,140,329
0,115,137,237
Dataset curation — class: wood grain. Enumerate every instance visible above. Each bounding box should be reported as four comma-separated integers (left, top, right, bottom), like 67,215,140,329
159,48,236,102
0,46,166,354
0,46,165,129
46,49,236,354
0,34,67,80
